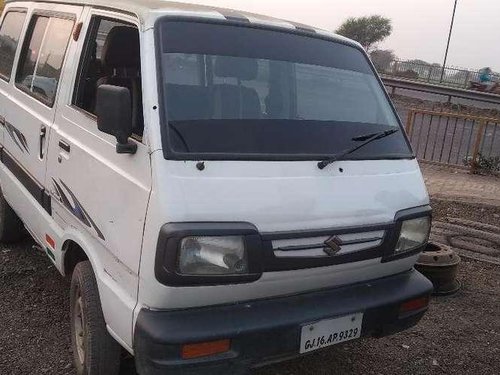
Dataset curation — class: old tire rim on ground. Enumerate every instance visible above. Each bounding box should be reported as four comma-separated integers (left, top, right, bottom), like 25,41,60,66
415,242,461,296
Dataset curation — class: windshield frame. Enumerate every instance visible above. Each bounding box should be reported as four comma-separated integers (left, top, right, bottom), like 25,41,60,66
155,17,414,162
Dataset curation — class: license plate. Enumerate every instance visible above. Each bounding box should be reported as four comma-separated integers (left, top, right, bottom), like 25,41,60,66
300,313,363,354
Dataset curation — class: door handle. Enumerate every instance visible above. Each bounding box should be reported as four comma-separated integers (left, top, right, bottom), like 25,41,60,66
39,125,47,159
59,140,70,153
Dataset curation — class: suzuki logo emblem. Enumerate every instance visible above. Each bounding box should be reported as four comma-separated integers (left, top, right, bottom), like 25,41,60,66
324,236,343,257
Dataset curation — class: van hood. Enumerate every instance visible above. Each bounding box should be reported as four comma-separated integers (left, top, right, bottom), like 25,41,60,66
156,158,429,231
140,157,430,309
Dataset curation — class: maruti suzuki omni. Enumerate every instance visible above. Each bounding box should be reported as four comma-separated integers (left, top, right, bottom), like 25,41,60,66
0,1,433,374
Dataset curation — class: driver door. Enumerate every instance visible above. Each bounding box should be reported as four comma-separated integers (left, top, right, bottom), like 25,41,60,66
46,9,151,346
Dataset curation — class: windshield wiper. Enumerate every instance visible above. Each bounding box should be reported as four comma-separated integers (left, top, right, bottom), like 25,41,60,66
317,128,400,170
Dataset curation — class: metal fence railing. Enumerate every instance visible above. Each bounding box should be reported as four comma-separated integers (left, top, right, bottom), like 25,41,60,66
377,60,500,90
405,109,500,173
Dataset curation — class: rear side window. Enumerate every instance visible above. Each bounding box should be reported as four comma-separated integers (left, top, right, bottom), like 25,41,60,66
15,15,74,106
0,11,27,81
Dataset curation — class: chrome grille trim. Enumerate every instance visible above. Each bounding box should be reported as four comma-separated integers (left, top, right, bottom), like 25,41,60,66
272,230,386,258
275,236,384,252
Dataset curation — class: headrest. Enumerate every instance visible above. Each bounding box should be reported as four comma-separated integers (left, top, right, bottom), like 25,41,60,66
102,26,140,68
214,56,258,81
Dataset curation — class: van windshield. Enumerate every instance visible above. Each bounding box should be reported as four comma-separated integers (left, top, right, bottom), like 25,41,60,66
159,21,412,160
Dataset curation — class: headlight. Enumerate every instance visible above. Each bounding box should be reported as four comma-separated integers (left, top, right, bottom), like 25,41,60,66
155,223,262,286
178,236,248,275
395,216,431,253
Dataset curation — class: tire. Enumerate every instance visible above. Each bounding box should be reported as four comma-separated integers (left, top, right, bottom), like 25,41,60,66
70,261,121,375
0,188,25,243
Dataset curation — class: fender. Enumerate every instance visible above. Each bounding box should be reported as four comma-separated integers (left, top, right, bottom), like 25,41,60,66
59,227,137,350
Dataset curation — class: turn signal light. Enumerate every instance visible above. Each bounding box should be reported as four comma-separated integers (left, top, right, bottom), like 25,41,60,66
181,339,231,359
399,296,430,315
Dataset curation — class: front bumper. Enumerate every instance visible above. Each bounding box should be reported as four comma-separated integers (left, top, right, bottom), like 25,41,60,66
134,269,432,375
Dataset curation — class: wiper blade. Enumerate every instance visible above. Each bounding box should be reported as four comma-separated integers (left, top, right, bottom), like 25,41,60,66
352,131,384,142
317,128,400,170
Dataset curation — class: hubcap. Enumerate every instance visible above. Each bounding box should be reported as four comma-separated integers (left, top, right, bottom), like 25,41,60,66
73,288,86,365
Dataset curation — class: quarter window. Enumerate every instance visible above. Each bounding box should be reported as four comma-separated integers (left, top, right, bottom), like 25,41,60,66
0,11,27,81
15,15,74,106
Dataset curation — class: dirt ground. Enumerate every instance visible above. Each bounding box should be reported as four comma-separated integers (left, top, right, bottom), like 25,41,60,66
0,199,499,375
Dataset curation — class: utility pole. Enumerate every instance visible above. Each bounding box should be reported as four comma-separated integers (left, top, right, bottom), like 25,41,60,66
440,0,458,83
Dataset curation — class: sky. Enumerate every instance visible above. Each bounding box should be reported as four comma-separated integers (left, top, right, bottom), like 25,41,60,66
178,0,500,72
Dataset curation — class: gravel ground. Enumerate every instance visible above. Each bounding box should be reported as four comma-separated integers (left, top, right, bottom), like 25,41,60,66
1,199,499,375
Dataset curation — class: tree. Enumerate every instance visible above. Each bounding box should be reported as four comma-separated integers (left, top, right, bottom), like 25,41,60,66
408,59,431,66
336,15,392,51
370,49,396,72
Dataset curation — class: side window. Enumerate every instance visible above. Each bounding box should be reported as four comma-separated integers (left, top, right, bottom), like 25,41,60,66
15,15,74,106
0,11,27,81
95,19,125,60
73,17,144,139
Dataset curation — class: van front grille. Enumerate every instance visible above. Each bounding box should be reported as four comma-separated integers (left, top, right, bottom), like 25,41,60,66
260,223,396,272
272,230,385,258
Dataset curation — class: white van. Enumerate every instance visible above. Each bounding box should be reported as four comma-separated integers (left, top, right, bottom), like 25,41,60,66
0,1,433,374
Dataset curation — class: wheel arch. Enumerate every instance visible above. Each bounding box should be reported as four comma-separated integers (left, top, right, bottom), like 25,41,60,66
63,239,89,277
60,230,102,279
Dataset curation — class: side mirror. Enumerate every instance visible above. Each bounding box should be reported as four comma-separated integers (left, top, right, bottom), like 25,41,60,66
96,84,137,154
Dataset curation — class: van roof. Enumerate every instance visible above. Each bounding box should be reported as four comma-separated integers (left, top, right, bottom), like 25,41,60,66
5,0,358,46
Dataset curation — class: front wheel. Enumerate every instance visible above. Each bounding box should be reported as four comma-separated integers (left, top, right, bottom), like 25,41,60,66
70,261,121,375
